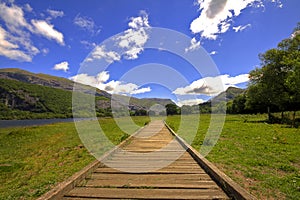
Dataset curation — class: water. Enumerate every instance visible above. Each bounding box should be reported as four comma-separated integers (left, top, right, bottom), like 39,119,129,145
0,118,94,128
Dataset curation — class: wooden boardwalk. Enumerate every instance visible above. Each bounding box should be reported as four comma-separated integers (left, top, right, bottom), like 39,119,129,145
41,120,256,200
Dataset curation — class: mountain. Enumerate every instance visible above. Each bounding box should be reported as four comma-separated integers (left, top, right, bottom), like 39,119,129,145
129,97,174,109
197,87,245,114
0,68,111,98
211,87,245,103
0,68,174,119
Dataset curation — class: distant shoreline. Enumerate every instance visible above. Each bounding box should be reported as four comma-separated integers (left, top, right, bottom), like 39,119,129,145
0,118,95,129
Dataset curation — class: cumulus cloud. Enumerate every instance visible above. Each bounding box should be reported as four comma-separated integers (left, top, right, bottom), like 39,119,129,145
0,2,29,33
31,20,64,45
83,11,150,63
103,81,151,95
47,9,64,18
190,0,259,40
190,0,284,40
53,61,69,72
177,98,205,106
85,45,121,63
0,25,32,61
0,2,65,61
69,71,151,95
233,24,251,32
73,14,100,35
173,74,249,96
115,11,150,60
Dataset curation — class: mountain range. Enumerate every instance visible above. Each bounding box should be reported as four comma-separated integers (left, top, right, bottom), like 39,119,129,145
0,68,244,119
0,68,174,119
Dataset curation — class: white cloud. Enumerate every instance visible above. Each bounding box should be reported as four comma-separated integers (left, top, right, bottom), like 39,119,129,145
130,87,151,94
47,9,64,18
233,24,251,32
70,73,98,87
190,0,261,40
23,4,33,12
96,71,110,83
86,45,120,63
31,20,64,45
115,11,150,60
173,74,249,96
0,2,29,34
0,2,65,61
103,81,151,95
190,0,284,40
69,71,151,95
0,25,32,61
291,30,300,39
185,37,201,52
210,50,217,55
177,99,205,107
53,61,69,72
128,11,150,29
271,0,283,8
73,14,100,35
80,40,96,49
83,11,150,63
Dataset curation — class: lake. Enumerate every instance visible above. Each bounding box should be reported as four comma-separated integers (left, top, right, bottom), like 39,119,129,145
0,118,94,128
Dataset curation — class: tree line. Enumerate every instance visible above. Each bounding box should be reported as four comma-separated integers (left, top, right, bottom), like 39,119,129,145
227,23,300,125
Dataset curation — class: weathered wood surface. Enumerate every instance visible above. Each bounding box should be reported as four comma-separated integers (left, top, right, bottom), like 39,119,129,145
62,120,229,200
40,120,256,200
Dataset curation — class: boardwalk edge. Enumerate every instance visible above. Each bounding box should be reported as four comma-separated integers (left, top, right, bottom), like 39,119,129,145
37,123,147,200
164,121,257,200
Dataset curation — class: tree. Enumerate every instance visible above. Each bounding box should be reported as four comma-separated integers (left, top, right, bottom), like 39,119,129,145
280,25,300,126
228,94,247,114
246,22,300,124
165,103,179,115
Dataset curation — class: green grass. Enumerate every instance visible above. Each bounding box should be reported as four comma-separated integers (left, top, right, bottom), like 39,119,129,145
0,116,149,199
166,114,300,200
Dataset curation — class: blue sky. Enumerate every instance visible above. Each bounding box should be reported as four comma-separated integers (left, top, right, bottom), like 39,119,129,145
0,0,299,105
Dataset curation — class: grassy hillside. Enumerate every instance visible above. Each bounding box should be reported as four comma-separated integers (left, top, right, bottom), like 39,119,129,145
212,87,245,103
0,68,111,98
0,78,111,119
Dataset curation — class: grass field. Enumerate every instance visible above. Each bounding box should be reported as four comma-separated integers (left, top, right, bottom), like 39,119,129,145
166,114,300,200
1,115,299,199
0,117,149,199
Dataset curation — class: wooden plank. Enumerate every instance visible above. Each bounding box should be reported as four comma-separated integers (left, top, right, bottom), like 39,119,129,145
85,179,218,189
65,187,229,199
94,167,206,174
90,173,212,181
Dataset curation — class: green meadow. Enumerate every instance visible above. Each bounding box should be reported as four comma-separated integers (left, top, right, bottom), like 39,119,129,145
1,115,299,199
166,114,300,200
0,117,149,199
